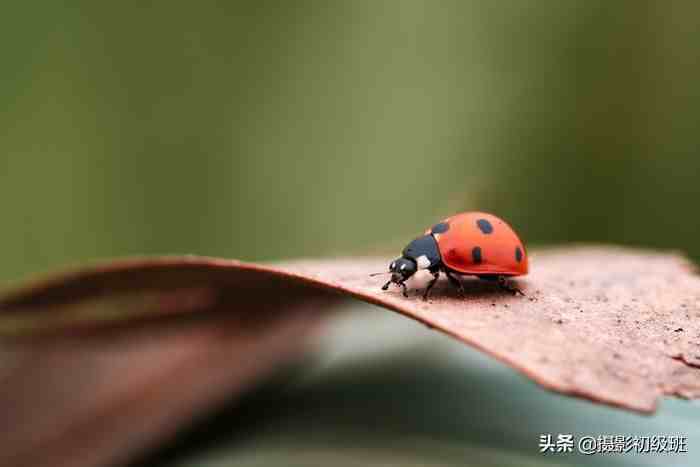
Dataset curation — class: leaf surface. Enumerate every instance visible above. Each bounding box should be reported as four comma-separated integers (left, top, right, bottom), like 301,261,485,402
2,246,700,467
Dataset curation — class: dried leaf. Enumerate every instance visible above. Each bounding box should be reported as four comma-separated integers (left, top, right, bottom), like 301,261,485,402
0,258,337,467
279,248,700,413
1,246,700,467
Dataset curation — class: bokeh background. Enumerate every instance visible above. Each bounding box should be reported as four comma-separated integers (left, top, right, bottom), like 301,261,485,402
2,1,699,466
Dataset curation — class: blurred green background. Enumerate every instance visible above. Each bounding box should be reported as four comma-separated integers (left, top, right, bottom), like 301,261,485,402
2,1,699,466
2,0,699,285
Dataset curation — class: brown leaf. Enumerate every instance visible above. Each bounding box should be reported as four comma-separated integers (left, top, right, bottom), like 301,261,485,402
1,246,700,466
276,247,700,413
0,311,321,467
0,259,338,467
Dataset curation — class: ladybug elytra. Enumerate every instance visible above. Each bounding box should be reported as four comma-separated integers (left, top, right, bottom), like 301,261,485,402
381,212,528,299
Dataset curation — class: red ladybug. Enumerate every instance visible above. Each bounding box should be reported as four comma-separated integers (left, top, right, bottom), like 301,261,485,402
380,212,528,299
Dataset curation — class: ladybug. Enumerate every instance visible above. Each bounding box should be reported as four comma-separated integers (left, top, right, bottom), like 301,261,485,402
379,212,528,299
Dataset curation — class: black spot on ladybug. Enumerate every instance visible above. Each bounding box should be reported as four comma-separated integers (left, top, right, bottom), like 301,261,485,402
515,246,523,262
476,219,493,234
431,222,449,234
472,246,482,264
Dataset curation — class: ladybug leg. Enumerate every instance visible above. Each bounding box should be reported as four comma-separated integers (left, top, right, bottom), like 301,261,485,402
422,271,440,301
445,270,465,298
382,279,408,297
497,275,525,296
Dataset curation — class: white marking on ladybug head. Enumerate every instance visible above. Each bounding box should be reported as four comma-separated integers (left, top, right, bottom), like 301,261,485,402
416,255,430,269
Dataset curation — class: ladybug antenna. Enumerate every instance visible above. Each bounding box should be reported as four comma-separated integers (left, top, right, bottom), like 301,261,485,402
369,271,391,277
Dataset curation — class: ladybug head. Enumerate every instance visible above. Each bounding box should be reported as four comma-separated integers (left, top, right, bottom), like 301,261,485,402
386,257,417,284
